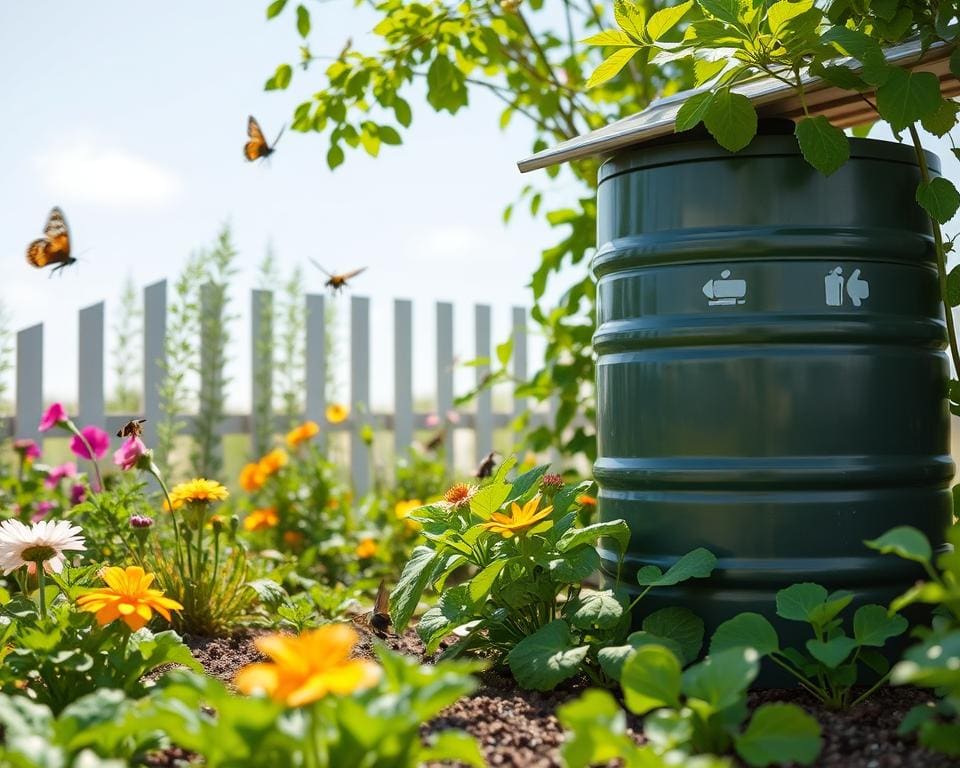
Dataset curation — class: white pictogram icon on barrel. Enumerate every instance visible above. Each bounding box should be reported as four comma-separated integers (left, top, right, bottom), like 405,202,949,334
703,269,747,306
825,266,870,307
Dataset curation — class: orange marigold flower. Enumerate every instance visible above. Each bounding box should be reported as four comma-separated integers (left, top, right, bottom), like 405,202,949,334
356,537,377,558
244,507,279,532
326,403,349,424
258,449,288,477
239,462,267,493
443,483,476,508
285,421,320,449
576,494,597,507
169,478,229,507
480,495,553,539
234,624,380,707
283,530,304,547
76,565,183,632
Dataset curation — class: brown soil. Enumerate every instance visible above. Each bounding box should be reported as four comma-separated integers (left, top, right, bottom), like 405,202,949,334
146,628,960,768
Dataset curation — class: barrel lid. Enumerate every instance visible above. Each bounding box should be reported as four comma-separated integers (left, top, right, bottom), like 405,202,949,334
517,38,957,174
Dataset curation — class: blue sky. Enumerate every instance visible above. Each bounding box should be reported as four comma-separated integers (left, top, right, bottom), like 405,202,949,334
1,2,958,411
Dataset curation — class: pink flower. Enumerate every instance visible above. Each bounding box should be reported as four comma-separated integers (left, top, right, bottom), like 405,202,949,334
32,501,55,522
45,462,77,489
424,413,440,428
70,483,86,506
446,410,461,425
70,426,110,460
13,439,41,460
113,436,147,471
39,403,68,432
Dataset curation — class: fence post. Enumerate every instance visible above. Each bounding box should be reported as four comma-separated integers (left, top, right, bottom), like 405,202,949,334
436,302,454,473
305,293,327,450
251,289,274,456
78,302,105,430
143,281,166,448
197,282,225,475
394,299,413,459
15,324,43,439
512,307,528,424
475,304,493,463
350,296,371,496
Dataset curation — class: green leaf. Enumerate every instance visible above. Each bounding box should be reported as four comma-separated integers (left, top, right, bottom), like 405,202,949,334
694,59,727,86
676,90,715,132
647,1,694,42
735,703,822,767
767,0,814,37
557,689,635,767
698,0,743,26
704,89,757,152
246,578,287,609
582,29,635,46
805,636,857,668
266,0,288,19
795,116,849,176
548,546,601,584
507,620,590,691
469,559,510,603
558,519,630,555
394,98,412,127
921,99,960,137
567,589,625,630
864,526,932,564
642,607,704,664
295,4,310,37
265,63,292,91
710,612,780,657
852,604,908,647
419,730,486,767
469,480,511,521
327,143,345,170
875,68,942,132
776,583,828,622
807,590,853,626
597,632,685,681
916,177,960,225
614,0,648,42
820,27,890,86
586,47,640,89
621,644,683,714
683,647,759,710
391,546,439,632
418,586,475,652
636,548,716,587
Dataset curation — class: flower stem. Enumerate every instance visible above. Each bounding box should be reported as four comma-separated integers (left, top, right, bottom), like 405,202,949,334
36,564,47,618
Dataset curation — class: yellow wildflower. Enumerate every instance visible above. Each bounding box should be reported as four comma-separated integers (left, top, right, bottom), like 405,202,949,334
480,495,553,539
244,507,279,532
326,403,349,424
395,499,423,532
239,462,267,493
356,538,377,558
169,478,229,508
258,449,288,477
77,565,183,632
285,421,320,449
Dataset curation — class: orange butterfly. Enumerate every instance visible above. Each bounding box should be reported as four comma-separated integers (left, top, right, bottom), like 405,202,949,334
244,115,284,161
309,260,367,292
26,207,75,275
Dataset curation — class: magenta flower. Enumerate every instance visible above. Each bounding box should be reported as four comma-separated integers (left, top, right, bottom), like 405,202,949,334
31,501,55,522
13,439,41,460
38,403,68,432
424,413,440,428
69,483,86,506
113,436,147,471
45,462,77,489
70,426,110,460
129,514,154,529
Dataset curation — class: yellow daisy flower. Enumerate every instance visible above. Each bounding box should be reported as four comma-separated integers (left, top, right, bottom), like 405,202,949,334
169,478,229,508
480,495,553,539
326,403,349,424
76,565,183,632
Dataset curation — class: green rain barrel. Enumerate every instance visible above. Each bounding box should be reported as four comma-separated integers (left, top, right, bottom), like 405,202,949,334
594,125,954,644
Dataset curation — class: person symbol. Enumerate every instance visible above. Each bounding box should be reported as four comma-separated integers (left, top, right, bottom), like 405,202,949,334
825,266,844,307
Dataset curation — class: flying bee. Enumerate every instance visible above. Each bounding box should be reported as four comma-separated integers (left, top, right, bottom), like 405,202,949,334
244,115,284,162
369,579,392,638
425,430,445,451
309,260,366,292
26,207,76,276
116,418,147,439
475,451,497,479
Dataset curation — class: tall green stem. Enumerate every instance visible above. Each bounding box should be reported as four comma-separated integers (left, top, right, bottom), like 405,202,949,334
909,124,960,373
36,565,47,618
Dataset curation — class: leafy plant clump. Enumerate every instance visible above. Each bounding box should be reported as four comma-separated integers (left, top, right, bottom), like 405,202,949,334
391,458,717,690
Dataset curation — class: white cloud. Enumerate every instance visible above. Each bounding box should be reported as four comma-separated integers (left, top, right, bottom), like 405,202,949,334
35,141,181,207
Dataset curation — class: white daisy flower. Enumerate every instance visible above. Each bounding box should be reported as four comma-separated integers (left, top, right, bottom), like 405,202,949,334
0,519,86,575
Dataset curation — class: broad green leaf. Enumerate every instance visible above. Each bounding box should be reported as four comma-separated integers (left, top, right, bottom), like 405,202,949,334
710,612,780,657
820,27,890,86
568,589,625,630
704,89,757,152
246,578,287,608
327,143,344,170
921,99,960,137
637,548,716,587
469,480,511,520
864,526,932,564
266,0,288,19
417,585,473,653
682,647,759,710
892,630,960,688
875,68,942,132
795,116,849,176
870,0,898,20
582,29,635,47
419,730,485,768
597,632,686,680
695,58,727,86
916,177,960,225
586,47,641,89
296,4,310,37
852,604,908,647
734,703,822,767
548,546,601,584
643,708,695,753
391,545,439,632
807,590,853,626
557,689,634,767
776,583,827,622
676,90,715,132
265,63,293,90
767,0,814,37
621,644,683,714
647,1,694,42
698,0,743,26
614,0,648,42
468,558,510,603
805,635,857,668
557,519,630,554
642,606,704,664
507,620,589,691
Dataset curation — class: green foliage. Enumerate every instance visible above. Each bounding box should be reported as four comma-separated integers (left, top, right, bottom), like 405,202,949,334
711,583,907,710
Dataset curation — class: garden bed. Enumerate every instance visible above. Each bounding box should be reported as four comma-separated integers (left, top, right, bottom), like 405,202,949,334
169,628,959,768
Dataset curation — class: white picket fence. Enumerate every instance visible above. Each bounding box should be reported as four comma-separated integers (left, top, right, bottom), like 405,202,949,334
3,280,538,494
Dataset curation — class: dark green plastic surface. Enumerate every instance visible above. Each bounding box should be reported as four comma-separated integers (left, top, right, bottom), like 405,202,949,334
593,132,954,651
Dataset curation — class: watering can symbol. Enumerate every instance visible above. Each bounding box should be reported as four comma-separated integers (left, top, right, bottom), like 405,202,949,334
702,269,747,306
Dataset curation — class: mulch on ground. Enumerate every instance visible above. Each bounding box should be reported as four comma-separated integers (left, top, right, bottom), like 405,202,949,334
149,627,960,768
